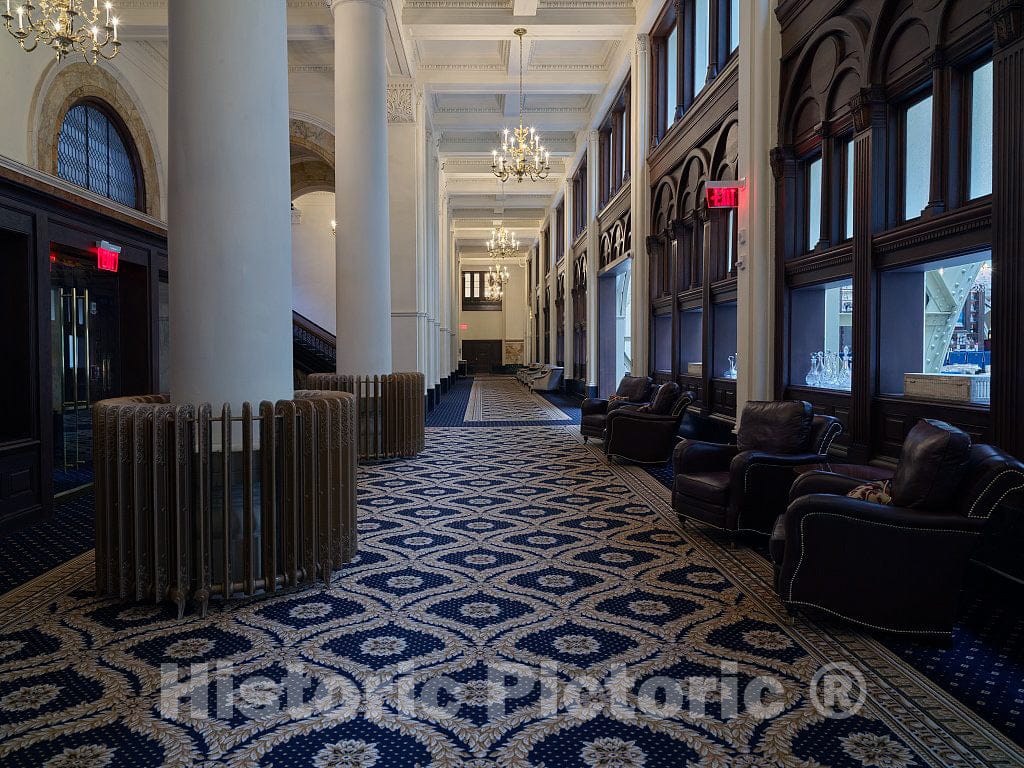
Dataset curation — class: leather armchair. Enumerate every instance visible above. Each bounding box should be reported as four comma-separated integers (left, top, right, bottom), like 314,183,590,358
672,400,843,534
580,376,654,441
604,384,695,464
771,420,1023,636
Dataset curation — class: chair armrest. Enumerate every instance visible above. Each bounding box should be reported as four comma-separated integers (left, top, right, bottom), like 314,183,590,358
785,494,985,538
607,408,676,425
672,439,738,475
581,398,609,416
730,452,832,493
790,471,867,501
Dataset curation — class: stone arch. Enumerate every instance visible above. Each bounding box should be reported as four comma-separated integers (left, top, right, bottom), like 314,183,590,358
32,61,163,217
290,114,336,199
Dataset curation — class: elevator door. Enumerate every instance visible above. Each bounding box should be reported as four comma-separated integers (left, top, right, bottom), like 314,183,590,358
51,256,120,490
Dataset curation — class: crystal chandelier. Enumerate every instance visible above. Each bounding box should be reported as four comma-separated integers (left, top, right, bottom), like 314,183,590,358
3,1,122,63
492,28,550,183
487,223,519,260
485,264,510,300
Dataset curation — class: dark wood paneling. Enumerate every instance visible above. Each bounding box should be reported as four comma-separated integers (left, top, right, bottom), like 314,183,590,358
775,0,1001,463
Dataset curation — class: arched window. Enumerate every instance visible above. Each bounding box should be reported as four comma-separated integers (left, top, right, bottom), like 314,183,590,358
57,101,141,210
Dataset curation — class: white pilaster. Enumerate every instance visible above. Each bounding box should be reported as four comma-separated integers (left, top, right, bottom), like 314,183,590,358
737,0,780,413
332,0,393,375
167,0,293,407
547,214,558,365
586,130,601,392
562,178,574,377
630,33,652,377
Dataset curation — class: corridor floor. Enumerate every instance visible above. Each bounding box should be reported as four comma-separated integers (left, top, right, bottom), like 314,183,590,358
0,377,1021,766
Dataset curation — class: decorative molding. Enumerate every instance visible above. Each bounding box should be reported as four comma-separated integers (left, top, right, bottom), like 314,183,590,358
992,0,1024,48
540,0,633,6
636,33,649,55
289,64,333,74
404,0,510,7
849,86,887,133
330,0,388,10
387,82,416,123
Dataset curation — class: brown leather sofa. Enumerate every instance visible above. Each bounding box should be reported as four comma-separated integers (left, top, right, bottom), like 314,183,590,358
671,400,843,535
771,419,1024,636
580,376,654,441
604,384,695,464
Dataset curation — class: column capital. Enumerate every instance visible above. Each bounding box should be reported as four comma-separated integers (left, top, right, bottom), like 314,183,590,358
635,33,649,55
850,86,887,133
330,0,387,13
387,81,416,123
992,0,1024,48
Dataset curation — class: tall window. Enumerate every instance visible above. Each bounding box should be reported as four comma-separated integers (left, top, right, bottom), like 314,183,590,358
693,0,711,100
666,26,678,134
843,138,855,240
902,94,933,221
968,60,993,200
57,102,140,210
806,155,823,251
729,0,739,52
462,270,502,311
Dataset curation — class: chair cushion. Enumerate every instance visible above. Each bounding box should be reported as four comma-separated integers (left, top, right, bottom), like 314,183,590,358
674,471,731,506
846,480,892,505
890,420,972,510
645,382,681,415
737,401,813,454
615,376,653,403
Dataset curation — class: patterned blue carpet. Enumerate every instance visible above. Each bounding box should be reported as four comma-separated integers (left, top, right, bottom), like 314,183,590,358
0,377,1021,766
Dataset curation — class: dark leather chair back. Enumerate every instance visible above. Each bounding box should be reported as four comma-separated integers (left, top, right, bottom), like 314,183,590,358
890,420,972,509
615,375,654,403
645,382,681,415
737,401,813,454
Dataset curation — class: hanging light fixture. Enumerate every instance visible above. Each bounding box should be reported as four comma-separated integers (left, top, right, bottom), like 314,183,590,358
492,28,550,183
3,1,122,63
487,223,519,260
485,263,510,300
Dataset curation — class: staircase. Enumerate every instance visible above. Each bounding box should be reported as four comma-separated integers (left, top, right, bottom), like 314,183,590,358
293,311,336,383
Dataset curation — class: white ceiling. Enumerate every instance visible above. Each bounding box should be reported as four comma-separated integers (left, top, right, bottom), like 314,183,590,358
116,0,637,254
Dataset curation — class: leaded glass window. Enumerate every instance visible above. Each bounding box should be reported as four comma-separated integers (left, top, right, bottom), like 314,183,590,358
57,102,140,209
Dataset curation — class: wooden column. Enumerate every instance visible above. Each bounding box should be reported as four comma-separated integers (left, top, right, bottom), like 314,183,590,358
848,87,887,463
817,121,834,250
990,0,1024,454
926,48,951,217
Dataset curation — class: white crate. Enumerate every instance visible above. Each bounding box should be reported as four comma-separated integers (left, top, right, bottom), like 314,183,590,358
686,362,703,376
904,373,991,404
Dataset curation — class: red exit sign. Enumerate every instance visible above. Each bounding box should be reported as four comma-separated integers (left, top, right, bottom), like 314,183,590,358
459,323,469,331
95,240,121,272
705,180,745,209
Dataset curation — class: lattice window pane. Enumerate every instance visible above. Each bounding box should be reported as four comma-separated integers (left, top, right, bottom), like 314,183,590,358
57,102,138,209
57,105,89,190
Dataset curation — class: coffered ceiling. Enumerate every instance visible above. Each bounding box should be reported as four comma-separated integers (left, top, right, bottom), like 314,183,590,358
115,0,639,256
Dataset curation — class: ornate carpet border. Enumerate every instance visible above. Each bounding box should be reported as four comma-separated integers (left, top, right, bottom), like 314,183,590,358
464,378,570,422
563,426,1024,767
0,550,94,631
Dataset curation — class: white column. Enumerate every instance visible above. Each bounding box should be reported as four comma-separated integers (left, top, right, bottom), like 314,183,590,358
168,0,292,407
562,178,574,377
737,0,780,413
630,33,652,377
586,131,601,393
333,0,392,375
547,215,558,365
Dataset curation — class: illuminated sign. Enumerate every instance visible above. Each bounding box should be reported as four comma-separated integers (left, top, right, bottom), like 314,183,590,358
459,323,469,331
96,240,121,272
705,179,746,209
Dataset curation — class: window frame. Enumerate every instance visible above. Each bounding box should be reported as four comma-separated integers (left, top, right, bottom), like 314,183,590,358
461,270,503,311
56,98,144,211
